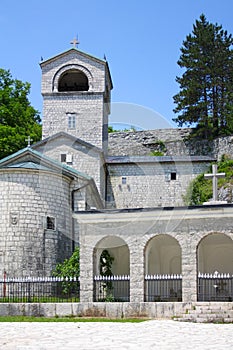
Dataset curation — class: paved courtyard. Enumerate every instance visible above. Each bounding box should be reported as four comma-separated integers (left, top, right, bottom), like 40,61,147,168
0,320,233,349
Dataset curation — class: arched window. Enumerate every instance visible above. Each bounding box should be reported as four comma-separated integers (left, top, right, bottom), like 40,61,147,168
58,69,89,92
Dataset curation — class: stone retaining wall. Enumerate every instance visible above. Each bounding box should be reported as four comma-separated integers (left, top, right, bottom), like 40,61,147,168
0,302,193,319
1,302,233,321
108,129,233,159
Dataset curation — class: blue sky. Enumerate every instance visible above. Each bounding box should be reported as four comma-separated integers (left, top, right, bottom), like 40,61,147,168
1,0,233,129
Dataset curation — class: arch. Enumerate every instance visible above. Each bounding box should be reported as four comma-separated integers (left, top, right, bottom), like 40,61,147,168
93,236,130,276
58,69,88,92
52,64,93,92
144,234,182,275
197,232,233,274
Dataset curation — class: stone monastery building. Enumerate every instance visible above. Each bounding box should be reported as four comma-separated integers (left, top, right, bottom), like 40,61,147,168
1,45,233,306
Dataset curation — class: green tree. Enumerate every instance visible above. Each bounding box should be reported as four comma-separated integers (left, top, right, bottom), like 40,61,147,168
53,247,80,278
53,247,80,295
173,14,233,139
183,158,233,205
0,68,41,159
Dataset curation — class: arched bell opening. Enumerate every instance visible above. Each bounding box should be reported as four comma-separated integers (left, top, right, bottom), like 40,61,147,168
58,69,89,92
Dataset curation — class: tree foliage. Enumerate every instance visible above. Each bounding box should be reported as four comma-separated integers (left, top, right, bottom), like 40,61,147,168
184,158,233,205
53,247,80,278
173,14,233,139
0,68,42,159
52,247,80,295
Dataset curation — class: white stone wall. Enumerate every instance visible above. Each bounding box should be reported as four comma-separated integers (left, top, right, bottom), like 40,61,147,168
107,161,211,208
34,136,106,200
41,50,111,153
76,206,233,304
42,94,105,149
0,169,73,277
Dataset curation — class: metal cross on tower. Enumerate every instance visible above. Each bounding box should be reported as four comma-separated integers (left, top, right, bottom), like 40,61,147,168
70,36,80,48
204,164,225,201
25,136,33,147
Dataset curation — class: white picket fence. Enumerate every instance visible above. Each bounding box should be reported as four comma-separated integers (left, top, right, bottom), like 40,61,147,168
198,272,233,279
93,275,130,302
144,274,182,301
198,272,233,301
145,274,182,280
94,275,130,281
0,276,80,283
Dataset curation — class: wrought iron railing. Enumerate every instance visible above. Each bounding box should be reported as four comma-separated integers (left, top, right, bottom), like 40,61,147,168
198,272,233,301
93,275,130,302
0,276,80,303
144,274,182,302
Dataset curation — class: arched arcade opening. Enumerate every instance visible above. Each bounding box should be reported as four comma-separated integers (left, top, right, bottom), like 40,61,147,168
197,233,233,301
144,234,182,301
93,236,130,301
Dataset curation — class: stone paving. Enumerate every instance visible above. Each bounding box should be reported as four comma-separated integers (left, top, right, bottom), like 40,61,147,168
0,320,233,349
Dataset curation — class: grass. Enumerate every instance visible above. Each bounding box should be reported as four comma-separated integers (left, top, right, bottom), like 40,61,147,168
0,315,147,323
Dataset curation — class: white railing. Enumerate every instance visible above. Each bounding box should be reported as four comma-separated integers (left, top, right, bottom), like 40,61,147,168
0,276,80,283
198,272,233,301
144,274,182,302
145,274,182,280
94,275,130,281
198,272,232,279
93,275,130,302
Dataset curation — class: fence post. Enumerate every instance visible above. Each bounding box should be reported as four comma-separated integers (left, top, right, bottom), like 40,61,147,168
3,271,6,298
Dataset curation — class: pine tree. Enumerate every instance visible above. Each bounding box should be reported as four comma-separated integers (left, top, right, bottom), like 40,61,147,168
173,14,233,138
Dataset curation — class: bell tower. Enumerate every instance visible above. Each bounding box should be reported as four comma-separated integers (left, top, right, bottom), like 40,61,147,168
40,42,113,154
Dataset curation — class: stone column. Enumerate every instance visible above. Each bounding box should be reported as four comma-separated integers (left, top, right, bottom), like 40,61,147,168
182,238,197,302
79,236,93,303
129,242,144,302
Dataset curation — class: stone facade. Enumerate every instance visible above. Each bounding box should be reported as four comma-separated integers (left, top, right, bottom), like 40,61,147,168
0,148,101,276
33,133,106,201
0,42,233,314
75,205,233,304
106,156,214,208
41,49,112,154
0,167,72,276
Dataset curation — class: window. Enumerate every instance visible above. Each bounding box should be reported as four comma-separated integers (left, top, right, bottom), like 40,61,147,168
171,172,177,180
61,154,66,162
46,216,56,230
67,113,76,129
122,177,127,185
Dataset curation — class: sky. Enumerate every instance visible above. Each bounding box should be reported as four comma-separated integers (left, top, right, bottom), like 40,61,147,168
1,0,233,130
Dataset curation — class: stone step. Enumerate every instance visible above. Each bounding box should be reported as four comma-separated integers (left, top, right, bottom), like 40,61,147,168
175,315,233,323
188,309,233,316
174,304,233,323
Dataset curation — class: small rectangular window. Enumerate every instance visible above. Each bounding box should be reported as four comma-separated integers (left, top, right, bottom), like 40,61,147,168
46,216,56,230
61,154,66,162
122,177,127,185
171,172,177,180
67,114,76,129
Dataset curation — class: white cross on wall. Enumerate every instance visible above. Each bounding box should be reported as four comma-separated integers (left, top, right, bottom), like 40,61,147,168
204,164,225,201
